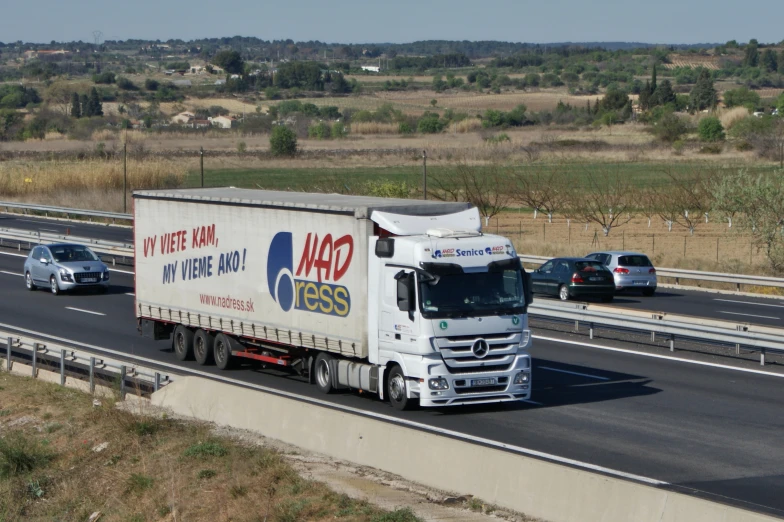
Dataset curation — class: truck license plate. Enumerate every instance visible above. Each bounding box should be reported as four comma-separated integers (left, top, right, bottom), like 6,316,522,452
82,278,97,283
471,378,496,387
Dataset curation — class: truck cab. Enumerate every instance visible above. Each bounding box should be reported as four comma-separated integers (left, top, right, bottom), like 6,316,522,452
368,211,533,408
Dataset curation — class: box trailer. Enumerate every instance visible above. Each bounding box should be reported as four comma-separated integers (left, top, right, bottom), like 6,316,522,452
134,188,533,409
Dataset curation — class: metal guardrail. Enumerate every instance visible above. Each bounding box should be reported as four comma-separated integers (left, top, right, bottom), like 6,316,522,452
528,300,784,365
0,227,134,260
1,331,172,397
0,201,132,222
518,255,784,291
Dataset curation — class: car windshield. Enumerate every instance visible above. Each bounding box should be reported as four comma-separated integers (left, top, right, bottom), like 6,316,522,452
418,260,526,319
574,261,609,272
50,246,99,263
618,255,652,267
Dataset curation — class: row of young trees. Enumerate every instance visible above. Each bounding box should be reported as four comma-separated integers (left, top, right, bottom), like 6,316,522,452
426,165,784,272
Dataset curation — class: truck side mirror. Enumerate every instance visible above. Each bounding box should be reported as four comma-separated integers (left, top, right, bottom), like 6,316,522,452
395,272,415,312
524,272,534,306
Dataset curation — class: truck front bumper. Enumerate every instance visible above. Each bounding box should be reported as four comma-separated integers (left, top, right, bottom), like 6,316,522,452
413,353,531,407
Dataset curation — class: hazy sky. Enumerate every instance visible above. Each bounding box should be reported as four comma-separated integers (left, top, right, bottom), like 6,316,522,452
2,0,782,45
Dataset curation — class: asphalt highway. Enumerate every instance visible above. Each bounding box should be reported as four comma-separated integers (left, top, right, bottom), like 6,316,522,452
3,212,782,327
1,251,784,515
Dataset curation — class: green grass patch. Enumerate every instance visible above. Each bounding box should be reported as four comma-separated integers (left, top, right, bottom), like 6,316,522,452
183,440,229,459
185,163,778,194
0,433,55,477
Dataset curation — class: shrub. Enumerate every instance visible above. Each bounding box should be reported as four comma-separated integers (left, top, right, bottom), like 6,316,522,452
331,121,346,139
237,141,247,153
270,126,298,156
308,121,331,139
144,79,159,91
652,113,689,143
699,144,723,154
698,117,725,142
484,133,511,144
0,433,55,477
398,122,413,134
417,113,445,134
736,140,754,151
116,77,138,91
672,140,685,155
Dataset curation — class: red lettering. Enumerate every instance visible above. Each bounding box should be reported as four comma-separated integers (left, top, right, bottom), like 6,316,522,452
296,233,319,279
143,236,157,258
332,235,353,281
192,228,200,249
315,234,333,282
206,224,215,247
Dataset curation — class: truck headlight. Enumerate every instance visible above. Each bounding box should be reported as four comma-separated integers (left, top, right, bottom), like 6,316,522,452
513,372,530,385
428,377,449,390
59,269,73,282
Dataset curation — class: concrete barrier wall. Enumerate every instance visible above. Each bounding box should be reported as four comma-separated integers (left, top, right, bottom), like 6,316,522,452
151,377,780,522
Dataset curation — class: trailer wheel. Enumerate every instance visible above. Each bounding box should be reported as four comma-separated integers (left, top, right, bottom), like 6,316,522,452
314,353,335,394
173,325,194,361
193,329,215,366
387,365,415,411
214,333,235,370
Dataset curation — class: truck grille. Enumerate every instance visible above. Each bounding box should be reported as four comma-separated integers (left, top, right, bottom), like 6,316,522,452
75,272,102,284
434,332,524,374
454,385,508,395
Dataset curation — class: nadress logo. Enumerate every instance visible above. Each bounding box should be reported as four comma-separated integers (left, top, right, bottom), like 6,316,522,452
267,232,353,317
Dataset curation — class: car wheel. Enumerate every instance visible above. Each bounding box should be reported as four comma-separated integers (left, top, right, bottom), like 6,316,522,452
49,276,60,296
314,352,335,394
387,364,416,411
193,329,215,365
172,325,194,361
642,288,655,297
25,272,36,291
558,285,570,301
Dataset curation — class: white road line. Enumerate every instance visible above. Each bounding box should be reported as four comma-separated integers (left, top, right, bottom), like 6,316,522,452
534,335,784,378
64,307,106,316
714,299,784,309
0,320,668,487
0,270,21,277
0,251,133,275
718,311,780,320
538,366,610,380
125,293,135,296
17,219,65,226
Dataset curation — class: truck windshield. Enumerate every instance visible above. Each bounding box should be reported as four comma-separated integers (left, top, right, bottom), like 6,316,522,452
418,260,526,319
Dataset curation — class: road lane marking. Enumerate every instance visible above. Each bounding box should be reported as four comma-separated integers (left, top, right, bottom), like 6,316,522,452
718,311,780,320
65,307,106,316
0,270,21,277
0,252,27,258
538,366,610,380
534,335,784,378
125,293,135,296
0,321,670,487
714,299,784,309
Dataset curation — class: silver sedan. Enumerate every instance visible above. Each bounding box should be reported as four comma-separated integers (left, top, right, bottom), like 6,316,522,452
24,243,110,295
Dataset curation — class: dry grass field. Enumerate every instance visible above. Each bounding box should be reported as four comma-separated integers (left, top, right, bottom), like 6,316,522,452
663,55,721,70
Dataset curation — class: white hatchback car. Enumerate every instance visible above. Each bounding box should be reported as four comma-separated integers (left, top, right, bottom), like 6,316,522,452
585,251,657,296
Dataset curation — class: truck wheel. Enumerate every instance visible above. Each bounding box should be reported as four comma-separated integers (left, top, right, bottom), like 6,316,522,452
314,353,335,394
173,325,194,361
214,333,235,370
193,329,215,365
387,365,415,411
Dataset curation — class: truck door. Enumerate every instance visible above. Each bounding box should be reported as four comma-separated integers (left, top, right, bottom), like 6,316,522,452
378,266,420,361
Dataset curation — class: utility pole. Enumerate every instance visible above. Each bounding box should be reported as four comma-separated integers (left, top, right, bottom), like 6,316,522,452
422,150,427,200
200,147,204,187
122,142,127,213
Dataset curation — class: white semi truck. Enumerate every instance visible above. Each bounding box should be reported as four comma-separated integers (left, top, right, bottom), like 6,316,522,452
134,188,533,409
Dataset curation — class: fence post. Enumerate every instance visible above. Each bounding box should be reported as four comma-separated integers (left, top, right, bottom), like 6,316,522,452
670,335,675,352
761,347,766,366
154,372,161,392
119,365,126,399
89,357,95,393
60,349,66,386
32,342,40,377
6,337,11,371
589,323,594,340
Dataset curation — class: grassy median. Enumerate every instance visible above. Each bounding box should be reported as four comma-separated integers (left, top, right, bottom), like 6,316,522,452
0,372,420,521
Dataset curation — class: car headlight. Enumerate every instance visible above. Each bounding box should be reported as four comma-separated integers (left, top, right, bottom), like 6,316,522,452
513,372,530,385
103,270,110,281
59,269,73,282
428,377,449,390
